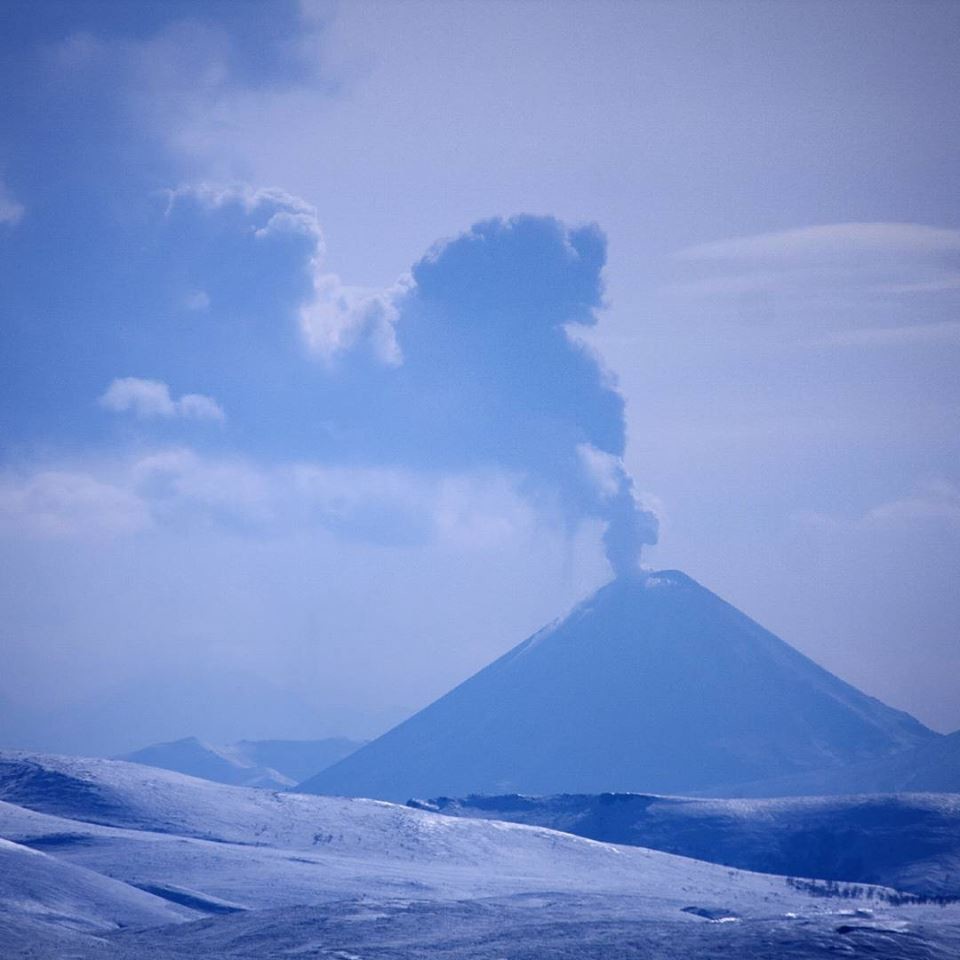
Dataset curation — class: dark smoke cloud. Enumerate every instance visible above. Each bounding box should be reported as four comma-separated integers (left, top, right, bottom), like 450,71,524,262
378,215,658,576
157,198,658,574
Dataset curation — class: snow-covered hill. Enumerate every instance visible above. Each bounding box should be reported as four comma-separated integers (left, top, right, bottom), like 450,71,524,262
0,835,192,929
1,751,957,958
411,791,960,898
0,751,810,897
0,835,193,955
300,570,933,801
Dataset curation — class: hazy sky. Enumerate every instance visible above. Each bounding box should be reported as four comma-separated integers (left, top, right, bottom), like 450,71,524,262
1,0,958,754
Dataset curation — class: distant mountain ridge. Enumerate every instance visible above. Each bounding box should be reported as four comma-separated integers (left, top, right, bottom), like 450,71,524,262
299,570,933,801
118,737,363,790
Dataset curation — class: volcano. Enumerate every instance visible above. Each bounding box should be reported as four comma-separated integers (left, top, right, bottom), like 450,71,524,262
299,571,933,801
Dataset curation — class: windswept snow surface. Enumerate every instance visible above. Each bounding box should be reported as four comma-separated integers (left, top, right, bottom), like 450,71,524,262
1,751,958,958
0,751,813,900
0,835,192,928
412,792,960,898
0,835,194,955
300,571,933,801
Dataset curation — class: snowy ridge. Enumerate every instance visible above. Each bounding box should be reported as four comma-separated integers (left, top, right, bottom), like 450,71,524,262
0,751,760,883
1,751,958,958
0,834,193,945
412,791,960,897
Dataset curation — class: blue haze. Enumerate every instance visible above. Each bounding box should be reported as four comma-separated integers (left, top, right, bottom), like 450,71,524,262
0,0,958,753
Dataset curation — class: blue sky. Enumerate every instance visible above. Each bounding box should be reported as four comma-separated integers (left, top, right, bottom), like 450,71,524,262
1,0,958,753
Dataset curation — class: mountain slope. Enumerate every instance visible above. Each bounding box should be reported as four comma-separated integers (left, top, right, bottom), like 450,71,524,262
232,737,363,783
723,730,960,797
299,571,932,801
411,792,960,898
116,736,364,790
117,737,294,789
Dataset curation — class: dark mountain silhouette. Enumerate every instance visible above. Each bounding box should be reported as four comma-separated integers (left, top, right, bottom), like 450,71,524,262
118,737,363,789
299,571,932,801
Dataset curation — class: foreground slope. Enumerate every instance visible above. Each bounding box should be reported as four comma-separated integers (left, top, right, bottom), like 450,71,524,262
0,751,821,905
0,836,193,956
2,751,958,959
0,836,192,930
413,792,960,897
92,893,960,960
300,571,932,801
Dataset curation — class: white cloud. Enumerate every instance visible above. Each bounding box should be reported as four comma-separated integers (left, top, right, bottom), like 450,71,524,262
577,443,622,499
167,181,406,365
176,393,226,421
0,470,151,538
134,448,273,521
299,273,408,366
0,178,24,226
99,378,225,422
184,289,210,311
788,479,960,536
166,182,326,249
100,378,176,417
433,474,537,549
0,449,541,550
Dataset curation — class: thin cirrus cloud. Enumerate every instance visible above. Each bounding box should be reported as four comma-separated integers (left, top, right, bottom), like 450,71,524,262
792,479,960,534
675,222,960,264
663,222,960,343
815,320,960,348
866,478,960,527
99,377,225,422
668,222,960,301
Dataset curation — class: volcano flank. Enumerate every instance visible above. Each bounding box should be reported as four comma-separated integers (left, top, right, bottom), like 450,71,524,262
299,571,932,801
